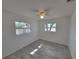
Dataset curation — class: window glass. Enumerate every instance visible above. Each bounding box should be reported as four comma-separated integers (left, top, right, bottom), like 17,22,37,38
45,23,56,32
15,21,31,35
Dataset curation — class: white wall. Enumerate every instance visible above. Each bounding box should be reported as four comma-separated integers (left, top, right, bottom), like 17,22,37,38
2,9,38,58
38,16,70,45
69,11,76,59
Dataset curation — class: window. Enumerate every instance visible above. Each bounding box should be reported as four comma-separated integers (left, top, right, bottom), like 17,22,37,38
15,21,31,35
45,23,56,32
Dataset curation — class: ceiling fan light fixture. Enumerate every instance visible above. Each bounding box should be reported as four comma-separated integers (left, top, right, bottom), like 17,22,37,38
40,15,44,19
36,9,48,19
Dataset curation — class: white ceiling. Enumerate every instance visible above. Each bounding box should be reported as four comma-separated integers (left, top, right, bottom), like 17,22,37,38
3,0,75,19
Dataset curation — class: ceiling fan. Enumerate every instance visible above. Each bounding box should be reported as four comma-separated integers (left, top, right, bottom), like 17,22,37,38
32,8,50,19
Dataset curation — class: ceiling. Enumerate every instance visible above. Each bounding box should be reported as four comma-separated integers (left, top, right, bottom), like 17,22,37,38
3,0,75,19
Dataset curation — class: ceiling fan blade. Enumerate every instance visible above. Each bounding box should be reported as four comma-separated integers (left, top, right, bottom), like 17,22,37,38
44,8,51,12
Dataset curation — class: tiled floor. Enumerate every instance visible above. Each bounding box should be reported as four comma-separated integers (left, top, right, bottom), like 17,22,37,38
3,39,72,59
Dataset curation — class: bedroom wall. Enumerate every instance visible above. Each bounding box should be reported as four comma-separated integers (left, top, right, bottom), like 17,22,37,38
38,16,70,45
69,11,76,59
2,9,38,58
